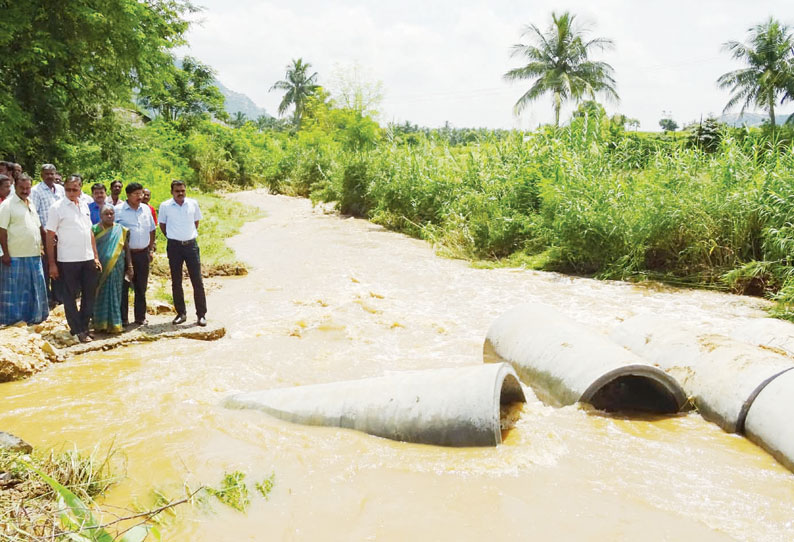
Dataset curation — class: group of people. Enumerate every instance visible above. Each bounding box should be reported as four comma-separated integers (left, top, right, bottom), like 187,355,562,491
0,162,208,343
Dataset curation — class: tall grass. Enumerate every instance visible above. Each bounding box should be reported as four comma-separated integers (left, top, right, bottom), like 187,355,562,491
270,116,794,312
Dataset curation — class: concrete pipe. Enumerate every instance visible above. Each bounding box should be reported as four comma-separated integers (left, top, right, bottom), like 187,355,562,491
744,368,794,472
731,317,794,356
483,304,687,413
611,314,794,434
224,363,526,447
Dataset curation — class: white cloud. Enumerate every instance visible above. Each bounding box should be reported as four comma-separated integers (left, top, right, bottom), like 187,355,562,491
183,0,794,130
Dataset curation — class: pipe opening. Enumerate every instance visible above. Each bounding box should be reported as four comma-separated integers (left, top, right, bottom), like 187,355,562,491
587,375,681,413
499,373,526,438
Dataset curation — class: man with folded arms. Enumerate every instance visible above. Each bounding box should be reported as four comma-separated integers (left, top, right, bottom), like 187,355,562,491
159,180,206,326
46,175,100,343
0,174,49,325
115,182,155,326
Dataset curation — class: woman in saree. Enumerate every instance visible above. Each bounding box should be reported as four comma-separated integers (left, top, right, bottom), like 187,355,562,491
92,205,132,334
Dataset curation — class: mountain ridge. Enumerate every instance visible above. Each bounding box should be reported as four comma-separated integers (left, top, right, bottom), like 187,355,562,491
215,79,270,120
716,112,793,127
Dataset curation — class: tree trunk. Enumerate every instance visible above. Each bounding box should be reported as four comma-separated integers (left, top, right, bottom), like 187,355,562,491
769,89,776,135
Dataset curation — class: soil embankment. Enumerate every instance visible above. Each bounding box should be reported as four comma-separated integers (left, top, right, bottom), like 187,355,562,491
0,305,225,382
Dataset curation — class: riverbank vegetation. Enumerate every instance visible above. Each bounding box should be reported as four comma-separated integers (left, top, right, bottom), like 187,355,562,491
1,444,121,539
1,442,274,540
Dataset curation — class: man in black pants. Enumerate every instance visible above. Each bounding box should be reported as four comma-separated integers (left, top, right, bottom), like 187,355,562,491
115,182,156,325
158,180,207,326
45,175,100,343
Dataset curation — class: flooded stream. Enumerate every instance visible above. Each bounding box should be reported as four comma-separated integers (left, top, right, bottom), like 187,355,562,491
2,192,793,540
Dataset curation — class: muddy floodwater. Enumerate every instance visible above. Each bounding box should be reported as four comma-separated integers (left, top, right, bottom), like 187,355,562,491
2,192,793,540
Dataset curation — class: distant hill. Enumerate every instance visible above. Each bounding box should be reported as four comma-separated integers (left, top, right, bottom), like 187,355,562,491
170,57,270,121
717,112,793,127
215,79,270,120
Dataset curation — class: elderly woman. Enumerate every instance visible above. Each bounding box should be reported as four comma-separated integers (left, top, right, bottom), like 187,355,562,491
92,205,132,333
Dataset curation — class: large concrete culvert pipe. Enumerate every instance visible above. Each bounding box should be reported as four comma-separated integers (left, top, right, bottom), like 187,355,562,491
483,304,687,414
611,313,794,434
224,363,526,447
612,313,794,473
729,317,794,471
731,316,794,356
743,368,794,472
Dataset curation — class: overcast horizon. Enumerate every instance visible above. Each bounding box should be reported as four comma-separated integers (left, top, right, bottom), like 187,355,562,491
182,1,794,131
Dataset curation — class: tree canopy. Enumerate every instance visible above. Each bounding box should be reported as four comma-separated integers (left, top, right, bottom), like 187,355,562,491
659,117,679,132
328,62,384,119
138,56,226,129
717,17,794,130
0,0,195,169
503,11,619,127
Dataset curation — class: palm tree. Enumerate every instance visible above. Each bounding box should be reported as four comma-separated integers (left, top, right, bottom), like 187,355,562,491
231,111,248,128
269,58,320,128
503,11,618,127
717,18,794,131
255,114,270,131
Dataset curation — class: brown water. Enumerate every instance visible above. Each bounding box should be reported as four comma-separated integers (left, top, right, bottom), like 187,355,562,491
2,192,793,541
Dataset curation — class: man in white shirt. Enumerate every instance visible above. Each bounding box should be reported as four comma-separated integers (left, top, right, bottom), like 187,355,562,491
31,163,64,307
159,180,207,326
0,174,49,325
115,182,156,326
46,175,101,342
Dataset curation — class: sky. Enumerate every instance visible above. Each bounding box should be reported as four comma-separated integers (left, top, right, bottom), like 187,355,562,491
181,0,794,131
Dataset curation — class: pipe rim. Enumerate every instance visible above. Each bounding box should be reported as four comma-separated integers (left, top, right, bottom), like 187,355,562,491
490,363,527,444
580,364,687,413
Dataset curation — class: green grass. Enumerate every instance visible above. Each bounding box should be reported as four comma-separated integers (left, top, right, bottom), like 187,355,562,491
146,192,263,270
0,444,123,540
191,194,264,267
2,445,277,540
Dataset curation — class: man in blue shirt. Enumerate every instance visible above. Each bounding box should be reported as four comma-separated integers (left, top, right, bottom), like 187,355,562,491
115,182,155,325
88,183,106,225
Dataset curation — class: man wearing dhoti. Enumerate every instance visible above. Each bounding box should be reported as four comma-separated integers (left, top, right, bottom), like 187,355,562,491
0,174,49,325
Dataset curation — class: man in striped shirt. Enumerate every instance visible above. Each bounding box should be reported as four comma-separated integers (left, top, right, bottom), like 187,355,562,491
30,163,64,307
